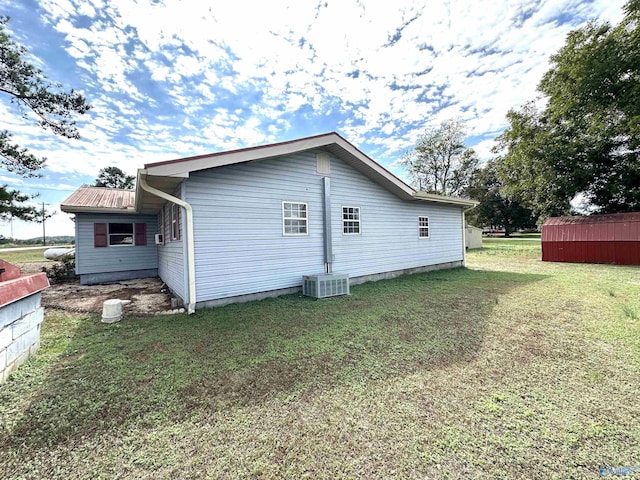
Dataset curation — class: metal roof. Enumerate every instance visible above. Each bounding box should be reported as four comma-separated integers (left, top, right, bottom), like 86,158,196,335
543,212,640,226
542,212,640,244
61,187,136,213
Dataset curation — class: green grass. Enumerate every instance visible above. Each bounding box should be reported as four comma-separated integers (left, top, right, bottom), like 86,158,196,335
509,232,541,239
1,241,639,479
0,248,53,264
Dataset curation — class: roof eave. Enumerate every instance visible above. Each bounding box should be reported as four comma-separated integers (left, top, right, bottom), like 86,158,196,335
60,206,138,214
142,132,417,201
412,192,479,208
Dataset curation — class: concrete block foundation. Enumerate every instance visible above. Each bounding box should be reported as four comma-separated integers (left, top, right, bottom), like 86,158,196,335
0,261,49,383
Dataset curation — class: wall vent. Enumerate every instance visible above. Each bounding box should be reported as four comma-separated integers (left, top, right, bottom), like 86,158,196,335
303,273,349,298
316,152,330,174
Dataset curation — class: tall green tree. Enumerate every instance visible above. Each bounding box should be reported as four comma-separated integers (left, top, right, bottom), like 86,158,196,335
465,160,537,236
93,166,135,189
496,0,640,219
403,118,479,197
0,16,90,221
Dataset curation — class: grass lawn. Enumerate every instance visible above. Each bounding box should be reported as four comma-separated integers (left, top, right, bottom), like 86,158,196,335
0,248,54,264
1,240,639,479
508,232,541,239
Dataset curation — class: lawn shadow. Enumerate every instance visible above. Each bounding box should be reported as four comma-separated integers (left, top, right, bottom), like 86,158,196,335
2,267,547,453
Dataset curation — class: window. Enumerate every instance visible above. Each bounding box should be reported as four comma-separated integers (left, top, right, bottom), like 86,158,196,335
342,206,360,234
283,201,308,235
171,203,181,240
94,223,146,247
109,223,134,246
418,216,430,238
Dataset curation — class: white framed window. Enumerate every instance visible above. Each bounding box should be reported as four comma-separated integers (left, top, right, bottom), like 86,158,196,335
418,216,430,238
282,201,308,235
342,206,361,234
109,223,134,246
171,203,181,240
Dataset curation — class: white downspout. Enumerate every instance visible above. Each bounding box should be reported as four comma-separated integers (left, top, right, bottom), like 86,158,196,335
139,175,197,314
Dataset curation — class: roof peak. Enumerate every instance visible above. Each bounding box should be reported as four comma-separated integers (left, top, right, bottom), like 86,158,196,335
145,131,342,169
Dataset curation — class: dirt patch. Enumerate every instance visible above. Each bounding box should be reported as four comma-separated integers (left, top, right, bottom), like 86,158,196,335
41,277,173,316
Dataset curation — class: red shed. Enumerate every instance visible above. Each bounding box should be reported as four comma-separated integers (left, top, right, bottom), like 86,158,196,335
542,212,640,265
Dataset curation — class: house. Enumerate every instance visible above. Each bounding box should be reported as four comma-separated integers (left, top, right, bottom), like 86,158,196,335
61,133,477,313
542,212,640,265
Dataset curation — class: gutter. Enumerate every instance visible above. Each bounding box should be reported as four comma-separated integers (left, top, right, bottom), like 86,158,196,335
138,172,197,314
412,191,478,208
60,206,137,214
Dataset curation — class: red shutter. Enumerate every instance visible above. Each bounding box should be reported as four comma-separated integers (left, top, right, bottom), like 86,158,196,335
94,223,107,247
135,223,147,246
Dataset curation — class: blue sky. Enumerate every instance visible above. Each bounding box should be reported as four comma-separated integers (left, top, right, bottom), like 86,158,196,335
1,0,625,239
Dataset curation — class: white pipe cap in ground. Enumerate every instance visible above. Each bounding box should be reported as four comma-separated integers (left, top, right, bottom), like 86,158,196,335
101,299,124,323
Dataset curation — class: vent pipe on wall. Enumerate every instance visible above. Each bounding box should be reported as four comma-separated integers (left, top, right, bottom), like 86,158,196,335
322,177,333,273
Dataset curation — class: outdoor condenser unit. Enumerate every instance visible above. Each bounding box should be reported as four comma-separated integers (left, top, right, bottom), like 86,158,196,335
302,273,350,298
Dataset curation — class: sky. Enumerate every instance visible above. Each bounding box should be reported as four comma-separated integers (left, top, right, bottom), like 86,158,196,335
1,0,626,239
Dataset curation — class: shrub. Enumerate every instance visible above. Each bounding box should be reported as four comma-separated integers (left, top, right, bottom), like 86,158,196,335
42,256,77,284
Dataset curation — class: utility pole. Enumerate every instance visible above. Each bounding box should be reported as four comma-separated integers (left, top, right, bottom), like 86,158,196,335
42,201,46,246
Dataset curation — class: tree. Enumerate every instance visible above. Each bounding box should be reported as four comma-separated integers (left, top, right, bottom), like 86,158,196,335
495,0,640,219
0,16,90,220
465,160,537,236
402,118,479,197
93,166,135,189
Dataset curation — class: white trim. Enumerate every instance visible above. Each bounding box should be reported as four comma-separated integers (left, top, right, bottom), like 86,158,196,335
108,222,135,247
418,216,430,239
341,205,361,235
282,201,309,236
413,191,478,207
142,133,417,202
61,206,138,214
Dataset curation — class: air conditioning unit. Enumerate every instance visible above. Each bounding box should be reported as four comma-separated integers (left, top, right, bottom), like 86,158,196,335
154,233,164,245
303,273,350,298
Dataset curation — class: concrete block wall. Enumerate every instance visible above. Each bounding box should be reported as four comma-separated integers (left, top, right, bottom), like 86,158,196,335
0,292,44,383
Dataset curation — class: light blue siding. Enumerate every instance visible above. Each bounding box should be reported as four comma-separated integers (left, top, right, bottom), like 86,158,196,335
186,152,324,302
330,158,464,276
184,151,464,304
75,213,158,277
